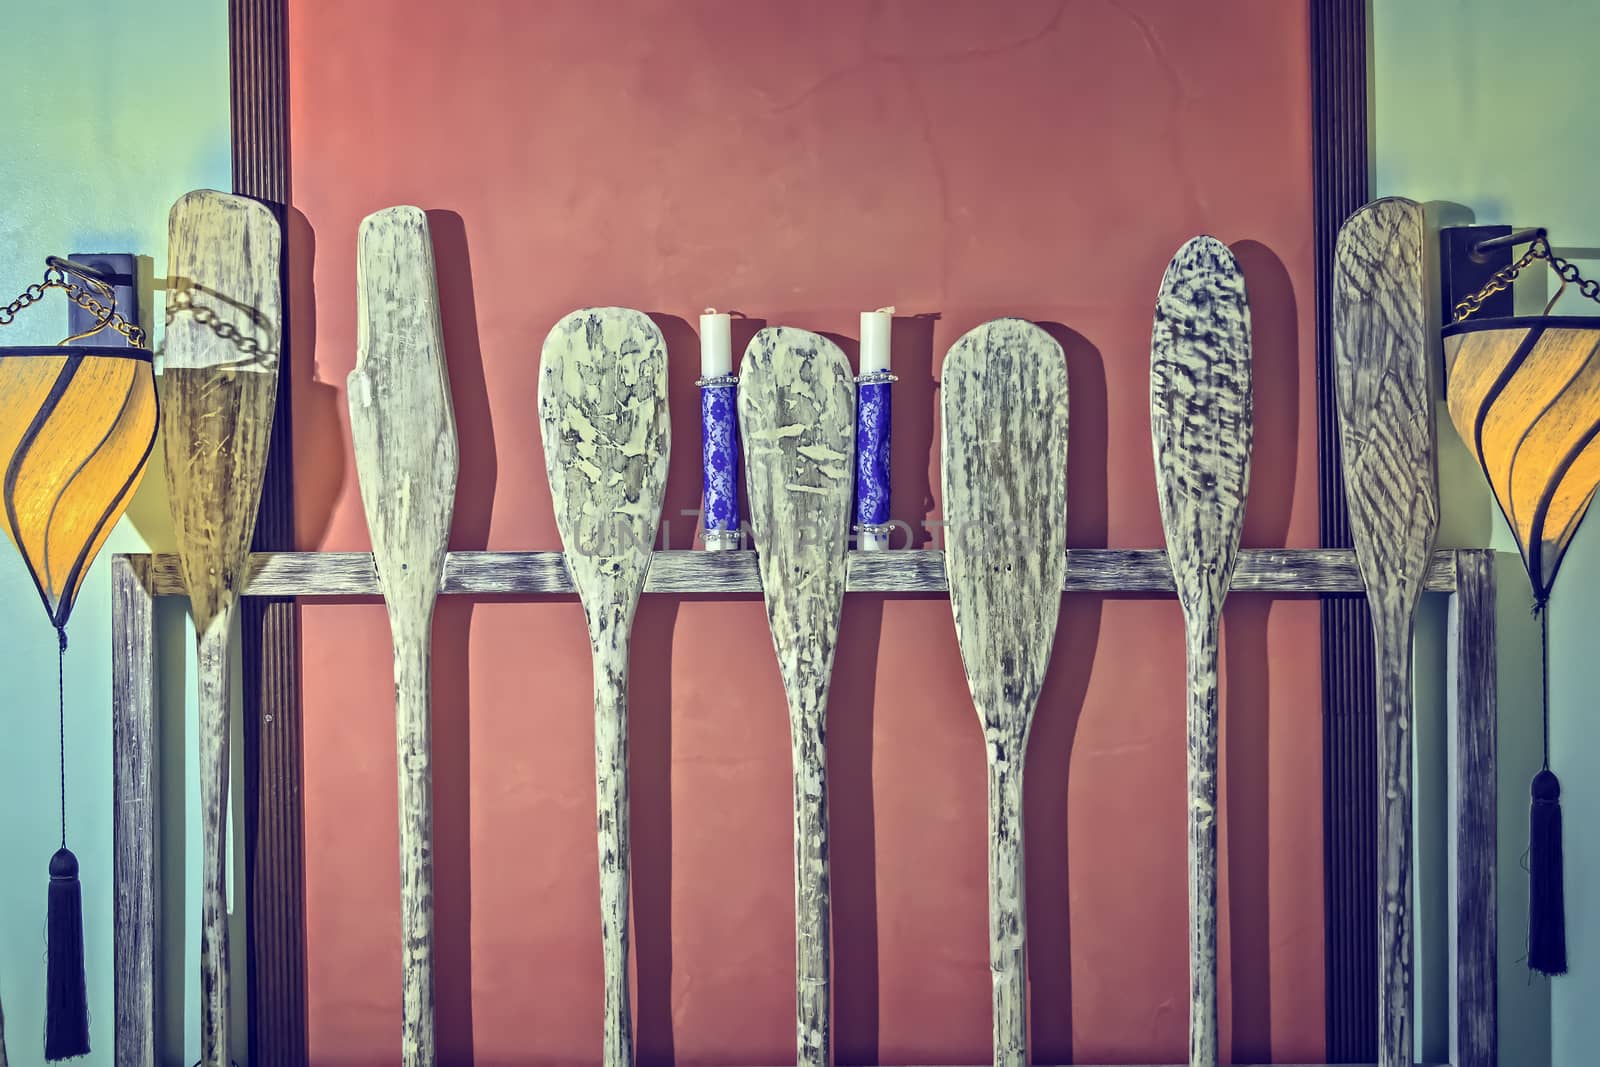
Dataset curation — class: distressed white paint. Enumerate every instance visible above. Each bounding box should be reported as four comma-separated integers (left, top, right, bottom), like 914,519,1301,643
1333,197,1438,1067
940,318,1069,1067
112,554,158,1067
349,206,459,1067
738,327,855,1067
539,308,670,1067
1150,236,1252,1067
158,189,281,1067
127,546,1463,598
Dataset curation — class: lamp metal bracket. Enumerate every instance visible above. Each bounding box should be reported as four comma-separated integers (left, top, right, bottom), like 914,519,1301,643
1440,224,1514,325
67,252,140,347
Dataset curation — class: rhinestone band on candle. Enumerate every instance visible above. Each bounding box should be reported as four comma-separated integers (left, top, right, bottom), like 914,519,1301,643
698,372,741,550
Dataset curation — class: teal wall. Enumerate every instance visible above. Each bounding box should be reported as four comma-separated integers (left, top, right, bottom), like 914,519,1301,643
1374,1,1600,1065
0,4,231,1064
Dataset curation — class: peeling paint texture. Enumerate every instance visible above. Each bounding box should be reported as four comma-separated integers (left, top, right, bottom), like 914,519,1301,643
539,308,671,1067
738,327,855,1067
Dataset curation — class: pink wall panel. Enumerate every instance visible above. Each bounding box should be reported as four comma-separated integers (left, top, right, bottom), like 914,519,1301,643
288,1,1325,1062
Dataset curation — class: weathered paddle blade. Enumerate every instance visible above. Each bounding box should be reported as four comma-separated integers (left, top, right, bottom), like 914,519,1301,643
351,206,458,619
737,326,854,1067
940,317,1068,1067
1335,198,1438,609
160,187,281,1067
348,205,459,1067
541,308,670,617
1150,235,1251,1067
162,188,282,635
1333,197,1436,1067
538,307,670,1067
1152,237,1253,621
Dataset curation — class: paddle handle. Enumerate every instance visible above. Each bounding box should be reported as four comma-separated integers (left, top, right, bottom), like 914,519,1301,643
197,616,233,1067
390,614,438,1067
986,742,1028,1067
1375,617,1416,1067
1184,616,1220,1067
789,710,831,1067
592,636,634,1067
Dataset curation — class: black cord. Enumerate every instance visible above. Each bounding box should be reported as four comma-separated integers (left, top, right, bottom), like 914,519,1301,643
1537,599,1551,771
57,624,67,847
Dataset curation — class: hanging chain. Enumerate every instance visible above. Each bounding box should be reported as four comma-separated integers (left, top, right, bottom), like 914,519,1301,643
0,258,148,348
1453,234,1600,322
163,287,268,359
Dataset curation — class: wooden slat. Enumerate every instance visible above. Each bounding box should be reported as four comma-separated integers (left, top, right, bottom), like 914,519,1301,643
112,554,159,1067
129,548,1459,599
1447,551,1497,1067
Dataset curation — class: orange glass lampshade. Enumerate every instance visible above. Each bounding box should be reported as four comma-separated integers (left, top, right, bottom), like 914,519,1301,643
0,345,158,628
1444,315,1600,601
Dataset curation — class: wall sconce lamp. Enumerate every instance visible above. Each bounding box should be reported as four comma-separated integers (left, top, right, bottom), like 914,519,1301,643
0,253,157,1060
1440,224,1600,979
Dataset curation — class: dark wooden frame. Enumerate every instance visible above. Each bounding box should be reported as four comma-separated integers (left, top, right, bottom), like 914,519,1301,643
111,2,1481,1064
1309,0,1383,1059
230,2,308,1066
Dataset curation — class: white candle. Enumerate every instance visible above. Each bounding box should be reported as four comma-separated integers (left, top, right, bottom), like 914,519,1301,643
860,306,894,374
700,309,732,377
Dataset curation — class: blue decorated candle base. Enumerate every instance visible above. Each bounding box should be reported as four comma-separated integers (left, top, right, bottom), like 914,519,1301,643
854,369,895,552
698,373,741,552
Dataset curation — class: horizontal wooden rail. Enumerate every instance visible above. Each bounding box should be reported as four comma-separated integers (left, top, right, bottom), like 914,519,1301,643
122,547,1462,598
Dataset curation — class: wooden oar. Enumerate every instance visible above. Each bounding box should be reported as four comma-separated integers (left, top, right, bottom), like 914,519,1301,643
160,189,281,1067
1332,197,1436,1067
539,308,670,1067
737,327,854,1067
1149,236,1252,1067
348,206,458,1067
940,318,1069,1067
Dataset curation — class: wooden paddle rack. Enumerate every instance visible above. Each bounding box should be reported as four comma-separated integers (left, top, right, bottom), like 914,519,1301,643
108,544,1498,1067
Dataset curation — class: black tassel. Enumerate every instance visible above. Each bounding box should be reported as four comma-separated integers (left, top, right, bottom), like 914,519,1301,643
1529,767,1567,976
45,625,90,1059
45,846,90,1060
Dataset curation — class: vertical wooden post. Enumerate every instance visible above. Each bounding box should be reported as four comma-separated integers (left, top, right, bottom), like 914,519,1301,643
1448,549,1497,1067
112,554,159,1067
1311,0,1378,1056
229,2,309,1062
